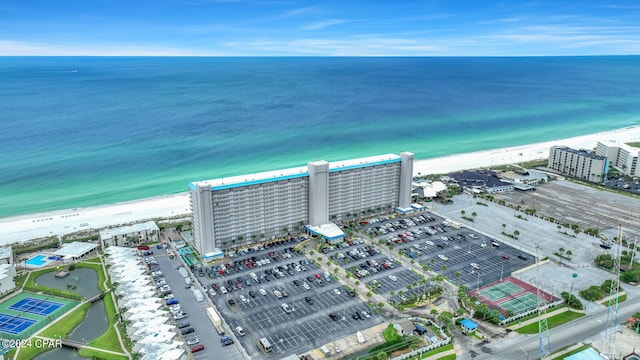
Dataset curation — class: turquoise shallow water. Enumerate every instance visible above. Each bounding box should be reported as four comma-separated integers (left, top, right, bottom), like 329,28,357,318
1,56,639,217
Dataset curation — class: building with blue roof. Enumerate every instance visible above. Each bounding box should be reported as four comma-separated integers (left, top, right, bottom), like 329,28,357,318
189,153,414,254
460,319,478,334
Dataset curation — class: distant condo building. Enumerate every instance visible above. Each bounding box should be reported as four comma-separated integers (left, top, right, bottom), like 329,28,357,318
547,146,608,183
189,153,414,254
596,140,639,177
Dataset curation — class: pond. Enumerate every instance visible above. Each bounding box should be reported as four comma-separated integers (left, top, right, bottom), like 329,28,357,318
33,267,110,360
35,267,100,297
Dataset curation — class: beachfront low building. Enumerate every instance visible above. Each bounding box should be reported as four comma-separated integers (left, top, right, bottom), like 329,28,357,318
0,264,17,296
52,241,99,261
596,140,640,177
500,170,548,187
412,181,448,199
189,152,414,253
0,247,13,265
547,146,608,183
447,170,515,194
99,221,160,248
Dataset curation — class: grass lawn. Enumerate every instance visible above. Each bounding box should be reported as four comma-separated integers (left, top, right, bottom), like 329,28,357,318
416,344,454,359
79,348,128,360
383,323,401,342
516,311,585,334
505,305,567,327
83,293,124,354
16,302,91,360
439,355,456,360
552,344,592,359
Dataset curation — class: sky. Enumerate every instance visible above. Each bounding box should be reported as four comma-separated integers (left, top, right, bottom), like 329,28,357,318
1,0,639,56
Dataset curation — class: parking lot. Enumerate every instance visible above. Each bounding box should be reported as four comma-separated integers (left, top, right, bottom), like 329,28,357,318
201,238,383,358
493,180,640,241
323,239,434,304
365,213,535,289
144,245,244,360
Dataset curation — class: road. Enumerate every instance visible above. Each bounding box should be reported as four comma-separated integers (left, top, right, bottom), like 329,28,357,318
461,299,640,360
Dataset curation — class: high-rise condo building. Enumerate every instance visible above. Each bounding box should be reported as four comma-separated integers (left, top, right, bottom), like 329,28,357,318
189,153,414,255
547,146,608,183
596,140,639,177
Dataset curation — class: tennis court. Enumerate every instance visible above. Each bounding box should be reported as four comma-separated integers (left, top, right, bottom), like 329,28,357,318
0,314,37,335
9,297,63,316
478,281,524,302
498,293,542,314
0,291,78,339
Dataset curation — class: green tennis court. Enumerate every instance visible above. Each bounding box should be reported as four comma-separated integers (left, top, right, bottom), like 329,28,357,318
0,291,78,339
478,281,524,301
498,293,541,314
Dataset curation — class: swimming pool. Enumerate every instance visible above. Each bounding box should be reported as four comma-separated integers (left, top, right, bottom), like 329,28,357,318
25,254,48,267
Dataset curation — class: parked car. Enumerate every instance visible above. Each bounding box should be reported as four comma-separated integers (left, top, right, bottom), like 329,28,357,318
236,326,246,336
190,344,204,353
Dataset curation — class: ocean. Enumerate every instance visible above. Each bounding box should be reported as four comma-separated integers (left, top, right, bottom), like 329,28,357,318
1,56,639,217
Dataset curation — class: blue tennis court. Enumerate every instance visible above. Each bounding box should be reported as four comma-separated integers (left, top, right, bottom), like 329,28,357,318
0,314,36,335
9,297,63,316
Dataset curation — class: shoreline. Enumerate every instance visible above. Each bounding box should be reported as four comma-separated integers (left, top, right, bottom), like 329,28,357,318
413,125,639,175
1,125,638,245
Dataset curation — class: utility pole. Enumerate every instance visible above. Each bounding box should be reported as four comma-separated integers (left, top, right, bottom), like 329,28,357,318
536,244,551,359
603,225,623,359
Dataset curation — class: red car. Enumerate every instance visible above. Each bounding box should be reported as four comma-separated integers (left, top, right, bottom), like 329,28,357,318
502,254,510,260
137,245,150,250
314,273,321,279
191,344,205,353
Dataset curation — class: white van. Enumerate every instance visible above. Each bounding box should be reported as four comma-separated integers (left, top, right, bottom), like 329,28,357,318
184,277,192,286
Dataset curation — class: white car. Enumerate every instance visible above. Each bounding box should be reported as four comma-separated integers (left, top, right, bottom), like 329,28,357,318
361,310,370,318
239,295,247,303
281,303,292,313
333,288,341,295
303,282,311,290
469,233,479,239
425,241,434,246
220,286,228,294
236,326,245,336
438,254,448,261
471,263,481,270
187,338,200,345
259,288,267,296
388,275,397,282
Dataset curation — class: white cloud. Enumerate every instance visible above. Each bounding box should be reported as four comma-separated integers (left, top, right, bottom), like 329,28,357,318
284,6,317,17
301,19,349,31
0,40,225,56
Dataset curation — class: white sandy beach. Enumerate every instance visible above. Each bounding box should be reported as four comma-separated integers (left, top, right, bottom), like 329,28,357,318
1,126,638,246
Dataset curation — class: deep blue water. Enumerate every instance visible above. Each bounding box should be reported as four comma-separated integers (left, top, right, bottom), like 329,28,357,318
1,56,639,217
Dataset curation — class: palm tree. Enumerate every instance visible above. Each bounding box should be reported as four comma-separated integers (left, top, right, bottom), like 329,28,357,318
502,223,506,231
513,230,520,239
471,212,477,217
441,265,447,276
